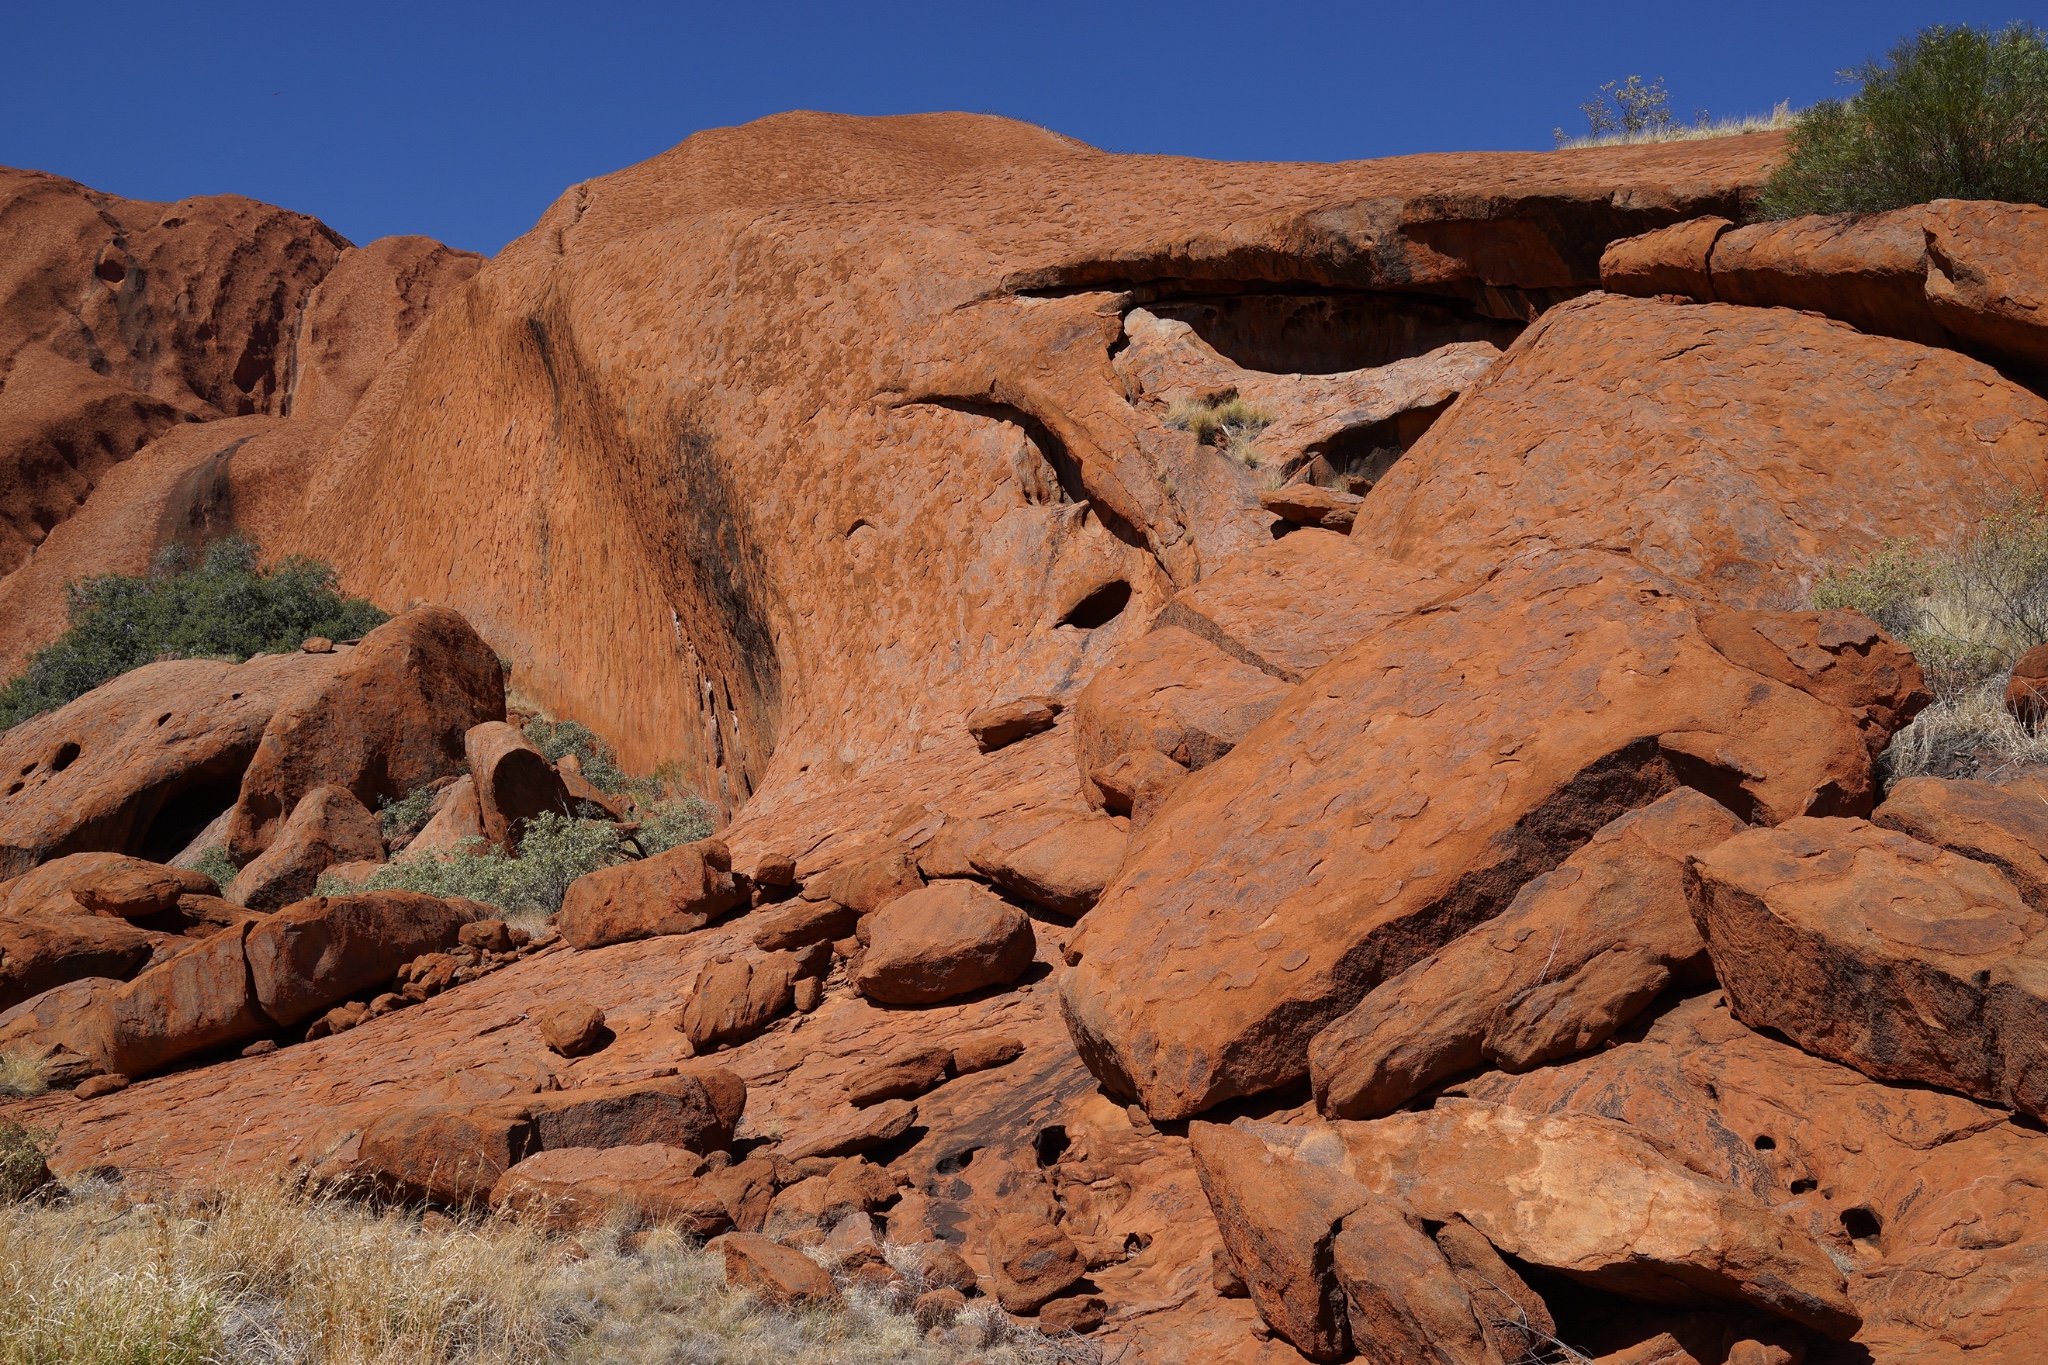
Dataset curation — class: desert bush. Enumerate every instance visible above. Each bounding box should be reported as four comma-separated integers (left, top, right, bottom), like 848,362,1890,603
190,846,239,895
636,796,717,855
1554,102,1793,150
378,785,442,842
0,1055,46,1102
0,537,389,731
1166,394,1274,467
0,1177,1080,1365
1760,22,2048,218
327,813,625,925
0,1123,49,1203
1814,499,2048,781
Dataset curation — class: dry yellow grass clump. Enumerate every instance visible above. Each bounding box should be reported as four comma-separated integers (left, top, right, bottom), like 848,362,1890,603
0,1165,1093,1365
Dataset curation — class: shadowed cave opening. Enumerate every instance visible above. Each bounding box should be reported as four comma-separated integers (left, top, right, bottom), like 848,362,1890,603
1060,580,1132,630
1147,290,1523,375
135,769,246,864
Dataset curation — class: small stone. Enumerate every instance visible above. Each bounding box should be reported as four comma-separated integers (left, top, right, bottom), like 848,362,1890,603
459,919,515,953
301,637,335,654
919,1242,980,1295
74,1074,130,1099
951,1035,1024,1075
965,696,1062,752
988,1214,1085,1312
1211,1245,1248,1297
721,1231,837,1307
240,1039,279,1058
793,977,824,1013
914,1287,967,1329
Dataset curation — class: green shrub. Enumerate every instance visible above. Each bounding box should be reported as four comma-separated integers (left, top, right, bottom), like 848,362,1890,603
0,537,389,731
637,796,717,855
0,1122,49,1203
325,813,625,923
190,846,239,895
1760,22,2048,218
377,785,441,842
522,718,630,793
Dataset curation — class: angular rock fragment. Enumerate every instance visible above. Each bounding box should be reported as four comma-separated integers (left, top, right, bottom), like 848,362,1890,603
1690,816,2048,1120
357,1104,536,1205
677,952,801,1050
404,775,485,859
0,915,162,1013
525,1071,744,1153
557,837,742,949
987,1213,1086,1314
778,1099,916,1161
719,1232,836,1307
1311,788,1744,1118
1065,552,1909,1119
227,784,384,910
846,1046,951,1107
1598,216,1731,300
1088,750,1186,831
966,697,1062,752
83,924,267,1077
244,890,489,1026
950,1033,1023,1074
1434,1216,1556,1360
1331,1193,1501,1365
227,608,504,862
968,813,1126,916
1258,484,1363,532
748,897,858,952
799,843,923,914
2,853,217,919
1873,775,2048,911
1073,627,1290,791
852,881,1035,1005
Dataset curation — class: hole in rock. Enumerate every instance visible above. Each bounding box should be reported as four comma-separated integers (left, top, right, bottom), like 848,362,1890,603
95,257,126,284
1790,1178,1818,1194
155,713,173,728
1147,291,1522,375
1753,1135,1776,1151
1122,1231,1152,1258
1033,1125,1071,1168
18,762,33,776
1299,400,1452,493
136,770,244,864
845,518,872,537
933,1145,980,1176
49,743,80,773
4,783,19,797
1060,581,1131,630
1841,1207,1883,1243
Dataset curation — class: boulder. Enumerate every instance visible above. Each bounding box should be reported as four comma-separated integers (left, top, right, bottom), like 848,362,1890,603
1188,1120,1368,1360
719,1232,836,1307
852,881,1035,1005
490,1145,730,1234
2009,642,2048,728
677,952,801,1050
0,976,120,1083
1072,627,1291,792
226,784,384,911
1353,291,2048,605
966,697,1062,752
799,844,923,914
846,1046,952,1107
1152,531,1446,684
1088,750,1186,831
986,1213,1086,1314
698,1155,780,1234
244,890,489,1026
0,914,162,1013
1258,485,1364,532
1434,1216,1556,1360
1689,816,2048,1120
1334,1100,1860,1337
0,853,217,919
538,1001,608,1057
464,722,574,851
524,1071,745,1153
83,924,268,1077
404,776,486,858
226,608,505,863
0,653,346,879
951,1034,1024,1074
357,1104,535,1205
1330,1194,1502,1365
968,814,1126,916
1598,216,1732,300
1310,788,1745,1119
1062,551,1914,1120
1874,775,2048,911
748,898,858,952
778,1099,917,1162
557,837,741,949
1037,1294,1108,1334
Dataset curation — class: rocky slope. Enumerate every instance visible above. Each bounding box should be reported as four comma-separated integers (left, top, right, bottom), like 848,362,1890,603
4,116,2048,1364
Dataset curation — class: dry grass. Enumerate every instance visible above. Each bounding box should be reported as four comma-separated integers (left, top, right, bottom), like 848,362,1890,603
0,1057,45,1102
1552,103,1793,149
1879,685,2048,784
0,1174,1095,1365
1165,395,1274,468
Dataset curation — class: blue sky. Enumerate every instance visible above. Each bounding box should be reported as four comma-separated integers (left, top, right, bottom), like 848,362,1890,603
6,2,2043,255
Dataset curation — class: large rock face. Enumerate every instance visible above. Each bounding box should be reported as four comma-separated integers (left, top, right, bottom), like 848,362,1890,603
1061,550,1921,1120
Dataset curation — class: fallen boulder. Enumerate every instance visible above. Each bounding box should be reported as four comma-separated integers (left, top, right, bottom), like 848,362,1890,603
748,898,858,952
846,1046,952,1108
1689,816,2048,1120
490,1145,729,1233
0,914,163,1013
986,1213,1086,1314
244,890,489,1026
1088,750,1186,831
1311,787,1745,1118
677,952,805,1051
1063,552,1912,1119
226,784,384,910
226,608,504,863
0,852,216,919
1258,484,1363,532
524,1071,745,1154
357,1104,535,1205
968,814,1126,916
1334,1100,1860,1337
719,1232,836,1307
1331,1194,1502,1365
404,776,485,858
1597,216,1731,301
1873,775,2048,911
557,837,741,949
1072,626,1290,795
464,722,574,851
852,881,1035,1005
537,1000,607,1057
966,697,1062,752
83,924,268,1078
779,1099,917,1162
798,843,923,915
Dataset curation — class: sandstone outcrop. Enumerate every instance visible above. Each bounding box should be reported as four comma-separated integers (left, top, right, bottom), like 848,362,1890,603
1690,817,2048,1120
225,608,504,862
967,698,1062,752
1073,626,1291,792
1311,787,1745,1119
1063,552,1920,1120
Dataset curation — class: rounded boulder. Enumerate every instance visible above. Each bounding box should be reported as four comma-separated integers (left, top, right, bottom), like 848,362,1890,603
851,881,1034,1006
